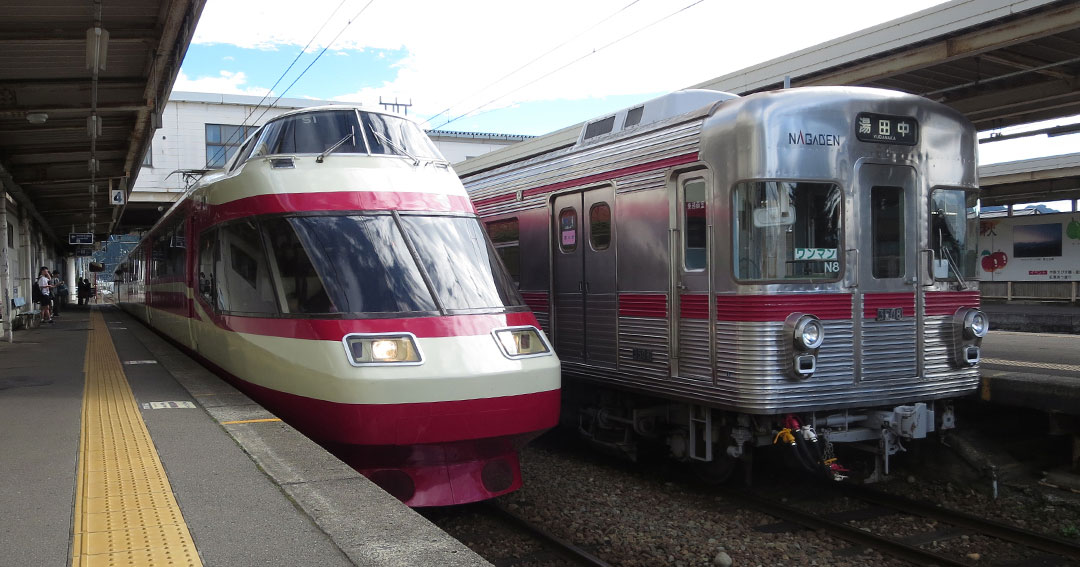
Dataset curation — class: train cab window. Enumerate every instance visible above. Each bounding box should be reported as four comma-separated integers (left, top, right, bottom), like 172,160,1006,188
486,218,520,283
219,220,278,314
733,181,841,281
683,179,707,271
264,215,436,314
230,131,261,171
398,215,523,312
360,112,442,160
589,203,611,251
263,110,364,155
930,189,979,281
558,208,577,253
871,186,905,279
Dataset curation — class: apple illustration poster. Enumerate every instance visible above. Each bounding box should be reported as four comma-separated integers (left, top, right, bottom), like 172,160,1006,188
978,213,1080,281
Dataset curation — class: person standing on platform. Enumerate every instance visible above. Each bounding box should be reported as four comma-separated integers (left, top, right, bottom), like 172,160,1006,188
51,268,64,317
78,278,89,305
37,267,54,324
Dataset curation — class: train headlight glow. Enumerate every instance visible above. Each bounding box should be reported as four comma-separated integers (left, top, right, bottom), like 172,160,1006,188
341,333,422,366
492,326,552,359
963,309,989,339
793,316,825,350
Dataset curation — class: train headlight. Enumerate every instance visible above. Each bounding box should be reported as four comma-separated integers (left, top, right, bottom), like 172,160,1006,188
492,326,552,359
963,309,989,339
793,316,825,350
342,333,422,366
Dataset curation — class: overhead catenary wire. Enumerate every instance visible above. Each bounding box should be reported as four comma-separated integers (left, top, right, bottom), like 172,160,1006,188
431,0,705,131
425,0,644,127
205,0,375,169
205,0,349,167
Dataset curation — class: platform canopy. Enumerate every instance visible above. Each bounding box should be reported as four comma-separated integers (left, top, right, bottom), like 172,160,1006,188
693,0,1080,132
0,0,203,242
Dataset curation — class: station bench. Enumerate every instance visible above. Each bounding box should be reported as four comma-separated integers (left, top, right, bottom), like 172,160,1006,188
10,297,41,329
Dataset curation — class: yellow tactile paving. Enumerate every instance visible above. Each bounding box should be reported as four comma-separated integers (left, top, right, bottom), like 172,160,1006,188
72,310,203,567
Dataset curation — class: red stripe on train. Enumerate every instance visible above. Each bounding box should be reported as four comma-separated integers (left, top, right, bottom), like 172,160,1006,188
924,291,981,316
680,294,709,319
206,190,476,226
716,294,853,321
245,382,561,445
520,292,549,313
619,293,668,318
862,292,916,319
473,152,700,208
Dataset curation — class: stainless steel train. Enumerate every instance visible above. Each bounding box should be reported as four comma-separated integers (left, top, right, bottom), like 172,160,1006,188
460,87,987,479
113,105,561,506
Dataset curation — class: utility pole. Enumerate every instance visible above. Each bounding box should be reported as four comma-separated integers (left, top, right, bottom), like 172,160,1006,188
378,96,413,116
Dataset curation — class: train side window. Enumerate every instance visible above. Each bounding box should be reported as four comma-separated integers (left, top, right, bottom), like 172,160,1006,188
261,217,333,314
219,220,278,314
486,218,520,283
197,229,224,311
558,208,577,253
589,203,611,251
870,186,904,279
683,178,707,271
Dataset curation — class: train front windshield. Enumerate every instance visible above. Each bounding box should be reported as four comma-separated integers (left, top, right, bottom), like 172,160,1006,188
261,214,523,315
733,181,842,281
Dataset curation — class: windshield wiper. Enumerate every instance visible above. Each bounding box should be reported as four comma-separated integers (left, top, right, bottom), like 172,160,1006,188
939,244,968,290
371,130,420,165
370,130,449,168
316,127,356,163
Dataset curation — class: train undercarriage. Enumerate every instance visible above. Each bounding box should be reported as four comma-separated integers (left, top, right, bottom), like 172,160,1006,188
568,381,957,483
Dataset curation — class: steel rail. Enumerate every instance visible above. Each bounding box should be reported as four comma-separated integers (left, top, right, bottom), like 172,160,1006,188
718,488,971,567
837,484,1080,562
484,502,613,567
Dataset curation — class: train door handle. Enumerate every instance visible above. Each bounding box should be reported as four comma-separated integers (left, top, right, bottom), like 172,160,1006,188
846,249,858,288
676,281,687,291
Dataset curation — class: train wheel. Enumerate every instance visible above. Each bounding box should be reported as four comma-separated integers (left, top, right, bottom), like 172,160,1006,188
693,455,737,484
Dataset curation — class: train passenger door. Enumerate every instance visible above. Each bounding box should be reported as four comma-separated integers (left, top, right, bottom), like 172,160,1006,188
551,186,617,367
854,164,920,381
672,173,712,380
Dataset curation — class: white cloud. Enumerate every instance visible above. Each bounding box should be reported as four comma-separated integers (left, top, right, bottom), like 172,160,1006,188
192,0,949,127
173,70,274,97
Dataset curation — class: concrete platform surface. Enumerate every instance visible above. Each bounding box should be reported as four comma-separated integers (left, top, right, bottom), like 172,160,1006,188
0,305,490,567
980,330,1080,415
983,301,1080,334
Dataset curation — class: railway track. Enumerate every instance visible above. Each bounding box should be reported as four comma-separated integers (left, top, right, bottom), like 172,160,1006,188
720,482,1080,566
482,502,613,567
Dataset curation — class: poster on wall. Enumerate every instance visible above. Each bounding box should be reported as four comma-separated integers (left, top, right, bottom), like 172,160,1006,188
978,212,1080,281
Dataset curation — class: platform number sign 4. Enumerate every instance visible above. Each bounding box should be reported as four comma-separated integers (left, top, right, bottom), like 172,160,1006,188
110,188,125,206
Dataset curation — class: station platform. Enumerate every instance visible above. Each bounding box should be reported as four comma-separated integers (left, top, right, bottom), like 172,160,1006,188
982,301,1080,334
980,330,1080,416
0,305,489,567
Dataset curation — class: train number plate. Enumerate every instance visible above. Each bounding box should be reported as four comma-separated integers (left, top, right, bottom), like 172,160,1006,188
631,348,654,362
876,307,904,321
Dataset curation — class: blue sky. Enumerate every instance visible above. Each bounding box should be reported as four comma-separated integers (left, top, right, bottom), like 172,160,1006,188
176,0,957,137
173,0,1080,165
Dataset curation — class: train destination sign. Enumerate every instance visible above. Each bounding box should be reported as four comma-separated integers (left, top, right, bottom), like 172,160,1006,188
69,232,93,245
855,113,918,145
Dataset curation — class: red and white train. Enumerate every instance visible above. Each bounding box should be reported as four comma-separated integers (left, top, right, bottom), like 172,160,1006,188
114,106,560,506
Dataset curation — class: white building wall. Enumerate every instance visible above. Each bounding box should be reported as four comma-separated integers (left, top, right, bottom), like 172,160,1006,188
131,92,531,201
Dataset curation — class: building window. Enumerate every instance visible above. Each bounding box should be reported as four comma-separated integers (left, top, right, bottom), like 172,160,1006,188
206,124,258,168
142,143,152,167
